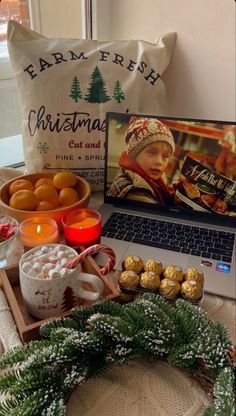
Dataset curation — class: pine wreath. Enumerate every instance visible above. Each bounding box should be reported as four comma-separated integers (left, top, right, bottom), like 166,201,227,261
0,294,235,416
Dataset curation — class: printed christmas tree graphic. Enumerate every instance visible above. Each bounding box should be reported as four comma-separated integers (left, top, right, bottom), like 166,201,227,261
70,76,82,102
85,66,111,103
113,80,125,103
61,287,78,311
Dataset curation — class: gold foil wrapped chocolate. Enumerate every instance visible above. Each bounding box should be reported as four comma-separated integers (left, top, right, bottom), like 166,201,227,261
163,265,184,283
181,280,203,300
140,271,161,290
184,267,204,285
144,259,163,275
118,270,140,289
159,278,180,298
123,255,144,274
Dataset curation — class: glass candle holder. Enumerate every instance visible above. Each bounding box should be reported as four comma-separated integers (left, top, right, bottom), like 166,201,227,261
0,215,21,268
62,208,102,249
19,218,59,250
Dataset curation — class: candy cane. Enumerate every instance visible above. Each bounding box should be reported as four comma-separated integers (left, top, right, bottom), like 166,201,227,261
65,244,116,276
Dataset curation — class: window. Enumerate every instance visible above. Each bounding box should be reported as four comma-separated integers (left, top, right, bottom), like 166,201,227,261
0,0,85,167
0,0,30,166
0,0,30,58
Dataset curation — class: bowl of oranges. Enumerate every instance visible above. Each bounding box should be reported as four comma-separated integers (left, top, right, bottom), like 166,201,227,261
0,171,91,228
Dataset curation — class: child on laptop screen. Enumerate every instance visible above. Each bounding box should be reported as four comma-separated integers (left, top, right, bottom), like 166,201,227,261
107,116,176,205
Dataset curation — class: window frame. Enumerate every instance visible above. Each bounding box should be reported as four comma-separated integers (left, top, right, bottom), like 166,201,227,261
0,0,90,167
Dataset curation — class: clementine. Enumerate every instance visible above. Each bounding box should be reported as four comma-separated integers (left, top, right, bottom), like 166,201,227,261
9,179,34,196
53,172,77,189
35,201,56,211
34,185,59,207
9,190,39,211
34,177,55,189
58,187,79,206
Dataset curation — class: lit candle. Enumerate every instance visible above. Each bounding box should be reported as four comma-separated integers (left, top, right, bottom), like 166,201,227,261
70,217,99,228
19,218,59,250
62,209,102,248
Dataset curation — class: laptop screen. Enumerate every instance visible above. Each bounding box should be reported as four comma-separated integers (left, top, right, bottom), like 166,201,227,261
104,112,236,227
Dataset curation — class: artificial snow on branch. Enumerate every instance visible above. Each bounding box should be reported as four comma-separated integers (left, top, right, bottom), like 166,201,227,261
0,294,235,416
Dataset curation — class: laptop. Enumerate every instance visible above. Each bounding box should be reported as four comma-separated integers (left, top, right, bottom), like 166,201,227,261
98,112,236,299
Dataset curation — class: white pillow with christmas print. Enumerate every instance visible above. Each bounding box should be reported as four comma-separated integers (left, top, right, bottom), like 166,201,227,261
7,20,176,191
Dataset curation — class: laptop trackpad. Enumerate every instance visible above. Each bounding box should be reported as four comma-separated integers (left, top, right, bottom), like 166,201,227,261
123,244,190,269
99,238,189,270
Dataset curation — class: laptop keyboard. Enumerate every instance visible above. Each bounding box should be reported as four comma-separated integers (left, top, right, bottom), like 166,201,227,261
102,212,235,263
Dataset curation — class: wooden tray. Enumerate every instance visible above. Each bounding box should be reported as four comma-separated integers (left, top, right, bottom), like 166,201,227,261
0,257,120,342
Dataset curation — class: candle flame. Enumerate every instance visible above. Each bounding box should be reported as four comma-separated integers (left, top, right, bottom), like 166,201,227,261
36,225,41,234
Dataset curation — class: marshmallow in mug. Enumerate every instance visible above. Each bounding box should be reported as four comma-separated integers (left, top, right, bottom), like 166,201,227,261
21,244,77,279
19,244,104,319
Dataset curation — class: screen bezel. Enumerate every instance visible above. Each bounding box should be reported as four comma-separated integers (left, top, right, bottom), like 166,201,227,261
104,111,236,229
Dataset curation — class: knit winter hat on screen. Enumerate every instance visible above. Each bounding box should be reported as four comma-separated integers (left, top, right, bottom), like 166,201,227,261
125,117,175,158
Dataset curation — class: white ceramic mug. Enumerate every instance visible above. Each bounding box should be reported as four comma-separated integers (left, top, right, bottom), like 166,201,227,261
19,244,104,319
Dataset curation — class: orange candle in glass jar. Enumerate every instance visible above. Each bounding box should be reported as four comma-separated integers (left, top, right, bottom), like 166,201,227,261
62,209,102,248
19,218,59,249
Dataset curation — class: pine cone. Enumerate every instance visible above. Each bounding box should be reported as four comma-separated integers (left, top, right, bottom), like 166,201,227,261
227,345,236,368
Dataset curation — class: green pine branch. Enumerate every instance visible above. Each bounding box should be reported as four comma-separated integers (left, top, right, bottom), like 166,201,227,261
41,399,66,416
0,340,52,370
203,367,235,416
0,297,234,415
175,299,209,344
0,397,21,416
0,369,21,393
203,406,216,416
124,298,176,357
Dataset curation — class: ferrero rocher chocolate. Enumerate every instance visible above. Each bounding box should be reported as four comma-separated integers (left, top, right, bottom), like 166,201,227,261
140,271,161,290
118,270,140,289
184,268,204,285
163,265,184,283
123,255,144,274
181,280,203,300
144,259,163,275
159,278,180,298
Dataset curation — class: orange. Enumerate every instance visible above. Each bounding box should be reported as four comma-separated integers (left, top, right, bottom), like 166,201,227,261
53,172,77,190
35,201,56,211
34,185,59,208
58,187,79,206
34,177,55,189
9,190,39,211
9,179,34,196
